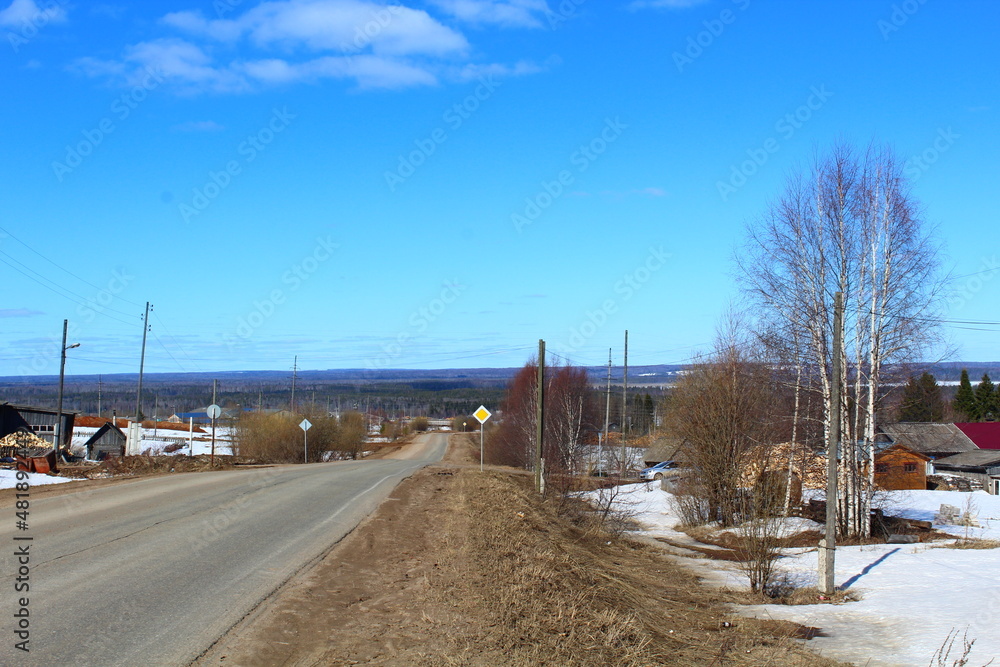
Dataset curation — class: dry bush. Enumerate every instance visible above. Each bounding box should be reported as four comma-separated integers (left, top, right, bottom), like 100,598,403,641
928,629,987,667
336,411,367,459
236,412,339,463
669,476,713,527
411,416,429,432
380,419,408,441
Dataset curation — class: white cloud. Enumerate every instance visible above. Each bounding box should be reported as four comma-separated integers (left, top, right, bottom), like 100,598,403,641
428,0,550,28
76,0,545,93
0,0,66,27
448,59,544,82
0,308,43,318
163,1,468,56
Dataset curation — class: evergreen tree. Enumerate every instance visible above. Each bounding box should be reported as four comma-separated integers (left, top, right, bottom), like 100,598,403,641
898,372,944,422
953,369,976,420
974,373,998,421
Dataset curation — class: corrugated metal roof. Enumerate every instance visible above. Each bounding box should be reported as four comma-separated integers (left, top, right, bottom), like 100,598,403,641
933,449,1000,469
880,423,978,455
954,423,1000,450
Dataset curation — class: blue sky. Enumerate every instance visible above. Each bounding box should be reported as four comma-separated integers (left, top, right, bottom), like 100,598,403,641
1,0,998,376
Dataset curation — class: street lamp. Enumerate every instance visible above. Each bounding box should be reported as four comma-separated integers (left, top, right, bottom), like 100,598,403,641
54,319,80,460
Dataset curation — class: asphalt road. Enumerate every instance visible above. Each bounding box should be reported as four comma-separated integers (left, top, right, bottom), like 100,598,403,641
1,433,448,666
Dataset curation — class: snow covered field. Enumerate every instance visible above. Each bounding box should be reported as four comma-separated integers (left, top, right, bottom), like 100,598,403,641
589,482,1000,667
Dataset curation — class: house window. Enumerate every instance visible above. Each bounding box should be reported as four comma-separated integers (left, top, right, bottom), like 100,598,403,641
876,463,888,473
904,462,917,473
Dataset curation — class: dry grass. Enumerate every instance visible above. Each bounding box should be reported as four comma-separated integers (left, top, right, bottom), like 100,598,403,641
456,470,845,667
62,454,237,478
935,538,1000,550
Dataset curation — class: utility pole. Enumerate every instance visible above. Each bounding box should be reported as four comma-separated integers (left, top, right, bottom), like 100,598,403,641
97,375,103,418
212,378,218,408
535,339,545,494
54,319,80,458
620,330,628,477
290,355,298,413
135,302,150,421
603,347,611,474
820,292,844,595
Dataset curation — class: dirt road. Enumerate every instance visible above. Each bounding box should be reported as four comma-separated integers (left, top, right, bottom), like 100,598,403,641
0,434,447,667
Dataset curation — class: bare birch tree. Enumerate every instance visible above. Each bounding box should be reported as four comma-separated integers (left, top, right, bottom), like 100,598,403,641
739,142,944,537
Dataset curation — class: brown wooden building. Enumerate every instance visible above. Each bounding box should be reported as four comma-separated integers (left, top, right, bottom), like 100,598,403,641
875,444,931,491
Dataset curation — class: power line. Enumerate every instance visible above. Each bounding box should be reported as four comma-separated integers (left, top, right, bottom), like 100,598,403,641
0,253,138,326
0,224,142,306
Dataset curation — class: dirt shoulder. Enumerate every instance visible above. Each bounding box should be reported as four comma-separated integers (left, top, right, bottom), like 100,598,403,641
194,435,844,667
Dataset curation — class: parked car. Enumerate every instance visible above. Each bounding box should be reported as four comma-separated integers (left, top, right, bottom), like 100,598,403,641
639,460,676,481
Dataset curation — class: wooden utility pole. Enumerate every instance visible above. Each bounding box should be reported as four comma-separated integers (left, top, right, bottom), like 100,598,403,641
820,291,844,595
290,355,298,412
535,339,545,494
620,330,628,476
603,347,611,474
97,375,103,418
54,319,68,455
135,302,150,421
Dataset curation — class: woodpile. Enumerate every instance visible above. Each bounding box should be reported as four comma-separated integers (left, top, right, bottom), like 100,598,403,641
741,441,828,489
1,431,51,458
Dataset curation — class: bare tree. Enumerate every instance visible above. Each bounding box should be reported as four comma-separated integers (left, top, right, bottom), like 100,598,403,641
486,360,598,482
663,316,783,527
739,142,945,537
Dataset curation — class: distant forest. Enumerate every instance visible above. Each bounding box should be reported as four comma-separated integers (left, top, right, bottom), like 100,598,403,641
0,362,996,422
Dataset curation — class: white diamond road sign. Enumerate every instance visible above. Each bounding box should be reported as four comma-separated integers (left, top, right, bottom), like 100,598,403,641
473,406,491,424
299,419,312,431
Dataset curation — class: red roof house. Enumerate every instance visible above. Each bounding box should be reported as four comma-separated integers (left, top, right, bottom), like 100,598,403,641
954,423,1000,450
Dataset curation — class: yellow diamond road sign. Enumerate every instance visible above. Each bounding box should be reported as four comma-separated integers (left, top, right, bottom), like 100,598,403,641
473,405,492,424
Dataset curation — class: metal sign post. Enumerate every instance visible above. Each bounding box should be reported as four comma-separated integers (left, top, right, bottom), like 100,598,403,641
473,405,492,472
300,418,312,463
207,404,222,467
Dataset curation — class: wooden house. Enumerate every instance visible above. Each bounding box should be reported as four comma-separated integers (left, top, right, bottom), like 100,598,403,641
878,423,977,460
83,422,127,460
932,450,1000,495
874,444,931,491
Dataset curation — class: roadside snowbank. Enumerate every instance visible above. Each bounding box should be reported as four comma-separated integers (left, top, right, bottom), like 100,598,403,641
0,470,76,488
